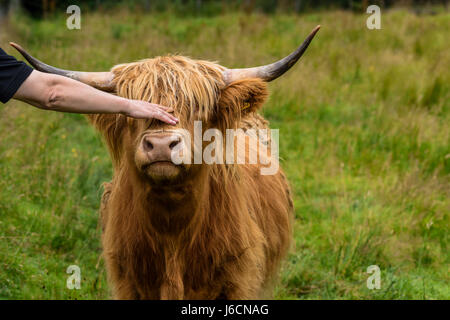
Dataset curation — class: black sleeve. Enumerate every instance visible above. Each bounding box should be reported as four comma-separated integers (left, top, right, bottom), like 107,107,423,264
0,47,33,103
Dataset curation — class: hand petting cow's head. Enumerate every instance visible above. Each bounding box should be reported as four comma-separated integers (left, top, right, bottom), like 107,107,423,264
11,26,319,185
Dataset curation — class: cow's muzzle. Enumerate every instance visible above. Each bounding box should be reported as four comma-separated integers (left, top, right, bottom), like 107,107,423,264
134,131,187,182
141,132,182,164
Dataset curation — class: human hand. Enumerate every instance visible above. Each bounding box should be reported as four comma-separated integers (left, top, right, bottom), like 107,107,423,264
123,99,179,125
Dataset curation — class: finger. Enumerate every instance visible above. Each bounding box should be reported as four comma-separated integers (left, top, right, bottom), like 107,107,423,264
163,110,179,123
164,112,179,124
152,110,178,125
148,104,177,120
154,104,169,110
148,103,173,112
157,107,177,119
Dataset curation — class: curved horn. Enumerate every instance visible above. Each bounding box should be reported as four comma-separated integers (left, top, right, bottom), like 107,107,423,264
9,42,115,92
223,25,320,84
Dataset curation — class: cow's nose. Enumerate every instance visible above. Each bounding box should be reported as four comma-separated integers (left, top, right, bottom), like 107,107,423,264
142,134,181,155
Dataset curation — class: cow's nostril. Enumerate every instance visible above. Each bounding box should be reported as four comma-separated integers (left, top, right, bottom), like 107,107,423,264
143,134,181,154
144,139,153,151
169,138,181,150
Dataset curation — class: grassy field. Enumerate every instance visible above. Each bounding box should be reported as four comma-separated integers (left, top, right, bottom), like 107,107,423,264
0,7,449,299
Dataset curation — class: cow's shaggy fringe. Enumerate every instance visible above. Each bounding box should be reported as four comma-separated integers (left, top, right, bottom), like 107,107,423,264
113,55,225,125
89,56,294,299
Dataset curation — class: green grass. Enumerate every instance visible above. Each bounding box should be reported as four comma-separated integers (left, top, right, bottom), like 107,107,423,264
0,8,449,299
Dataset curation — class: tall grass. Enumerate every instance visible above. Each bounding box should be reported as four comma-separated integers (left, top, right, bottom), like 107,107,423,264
0,8,448,299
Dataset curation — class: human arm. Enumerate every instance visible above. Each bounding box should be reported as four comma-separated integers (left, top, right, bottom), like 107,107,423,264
13,70,178,124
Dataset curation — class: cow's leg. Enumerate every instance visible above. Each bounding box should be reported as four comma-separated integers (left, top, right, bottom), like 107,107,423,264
219,278,260,300
217,251,265,300
100,182,139,299
103,252,140,300
112,278,140,300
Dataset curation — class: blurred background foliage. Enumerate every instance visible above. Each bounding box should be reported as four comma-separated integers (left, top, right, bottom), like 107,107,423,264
0,0,448,18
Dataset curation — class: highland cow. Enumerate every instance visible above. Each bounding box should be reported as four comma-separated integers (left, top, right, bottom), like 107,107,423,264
11,25,320,299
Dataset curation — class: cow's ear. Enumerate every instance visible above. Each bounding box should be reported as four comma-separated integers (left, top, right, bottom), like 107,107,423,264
87,114,128,165
217,79,268,128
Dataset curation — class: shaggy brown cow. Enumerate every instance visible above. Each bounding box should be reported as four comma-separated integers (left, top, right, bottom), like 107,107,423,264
11,25,319,299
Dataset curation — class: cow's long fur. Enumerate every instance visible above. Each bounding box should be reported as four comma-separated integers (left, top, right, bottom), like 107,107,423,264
89,56,294,299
